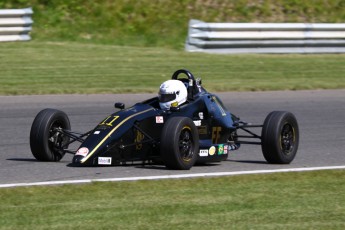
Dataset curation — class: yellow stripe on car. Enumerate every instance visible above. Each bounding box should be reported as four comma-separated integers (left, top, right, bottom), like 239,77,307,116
81,108,154,163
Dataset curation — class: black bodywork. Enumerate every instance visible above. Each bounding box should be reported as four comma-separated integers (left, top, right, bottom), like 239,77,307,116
30,69,299,168
70,69,242,166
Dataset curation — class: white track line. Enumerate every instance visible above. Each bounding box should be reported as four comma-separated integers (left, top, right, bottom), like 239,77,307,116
1,165,345,188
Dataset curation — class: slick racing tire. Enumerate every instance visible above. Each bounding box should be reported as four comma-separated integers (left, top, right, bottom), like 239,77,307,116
160,117,199,170
261,111,299,164
30,108,71,161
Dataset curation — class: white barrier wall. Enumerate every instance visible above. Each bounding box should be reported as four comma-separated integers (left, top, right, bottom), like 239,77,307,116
185,19,345,54
0,8,33,42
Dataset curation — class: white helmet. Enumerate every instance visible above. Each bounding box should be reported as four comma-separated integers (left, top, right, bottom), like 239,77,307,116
158,80,187,110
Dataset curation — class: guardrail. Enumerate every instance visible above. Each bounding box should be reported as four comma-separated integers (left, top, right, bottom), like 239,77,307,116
185,19,345,54
0,7,33,42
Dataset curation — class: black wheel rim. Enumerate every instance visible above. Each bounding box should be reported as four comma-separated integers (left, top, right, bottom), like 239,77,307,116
48,120,67,154
178,127,194,162
280,123,295,155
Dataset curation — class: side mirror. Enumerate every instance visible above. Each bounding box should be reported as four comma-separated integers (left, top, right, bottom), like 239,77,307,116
114,102,125,110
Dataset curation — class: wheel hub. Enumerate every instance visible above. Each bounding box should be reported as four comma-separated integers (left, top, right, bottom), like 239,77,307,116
179,129,193,161
281,124,295,155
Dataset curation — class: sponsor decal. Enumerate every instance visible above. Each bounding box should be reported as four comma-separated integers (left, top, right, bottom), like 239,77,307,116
212,96,227,116
76,147,89,157
198,126,207,135
209,146,216,156
156,116,164,123
224,145,228,154
199,149,208,157
193,120,201,127
198,112,204,119
228,144,240,151
98,157,112,165
218,144,224,155
229,144,234,150
94,131,101,135
135,130,145,150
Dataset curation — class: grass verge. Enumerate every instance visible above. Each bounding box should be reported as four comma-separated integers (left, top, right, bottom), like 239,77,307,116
2,0,345,48
1,41,345,95
0,170,344,229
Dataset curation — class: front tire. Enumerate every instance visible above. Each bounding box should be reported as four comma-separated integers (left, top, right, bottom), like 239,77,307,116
261,111,299,164
30,108,71,161
160,117,199,170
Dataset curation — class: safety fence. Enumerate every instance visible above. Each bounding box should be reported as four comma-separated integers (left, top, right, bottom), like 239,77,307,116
185,19,345,54
0,7,33,42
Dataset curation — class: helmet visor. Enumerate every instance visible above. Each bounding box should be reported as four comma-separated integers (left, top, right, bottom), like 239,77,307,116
159,93,176,103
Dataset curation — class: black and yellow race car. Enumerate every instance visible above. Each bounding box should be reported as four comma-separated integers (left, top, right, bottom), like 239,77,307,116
30,69,299,170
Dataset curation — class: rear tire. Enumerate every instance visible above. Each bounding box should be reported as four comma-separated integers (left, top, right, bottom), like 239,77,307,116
160,117,199,170
261,111,299,164
30,109,70,161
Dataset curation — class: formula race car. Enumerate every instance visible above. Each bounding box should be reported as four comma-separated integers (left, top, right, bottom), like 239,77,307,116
30,69,299,170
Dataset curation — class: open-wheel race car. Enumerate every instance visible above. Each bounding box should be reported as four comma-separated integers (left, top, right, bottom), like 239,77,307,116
30,69,299,170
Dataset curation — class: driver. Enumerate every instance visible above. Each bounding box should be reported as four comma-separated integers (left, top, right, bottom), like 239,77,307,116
158,80,187,110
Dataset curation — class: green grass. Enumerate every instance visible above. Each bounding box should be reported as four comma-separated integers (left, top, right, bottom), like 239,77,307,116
1,41,345,95
0,2,344,229
1,170,345,229
1,0,345,48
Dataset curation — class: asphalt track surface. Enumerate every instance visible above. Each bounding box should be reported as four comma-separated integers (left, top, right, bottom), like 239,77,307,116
1,90,344,186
